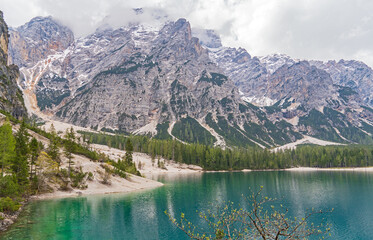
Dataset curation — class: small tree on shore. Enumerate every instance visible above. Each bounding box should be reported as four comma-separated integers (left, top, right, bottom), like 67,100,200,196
166,187,332,240
47,124,61,166
64,127,76,178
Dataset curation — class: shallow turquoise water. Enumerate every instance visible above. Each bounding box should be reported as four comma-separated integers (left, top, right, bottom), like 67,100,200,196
1,171,373,239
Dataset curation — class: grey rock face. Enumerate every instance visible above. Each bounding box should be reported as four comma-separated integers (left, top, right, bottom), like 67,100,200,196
56,19,249,133
8,16,74,68
266,61,336,109
311,59,373,107
0,11,27,118
208,46,269,102
9,15,372,145
201,32,372,143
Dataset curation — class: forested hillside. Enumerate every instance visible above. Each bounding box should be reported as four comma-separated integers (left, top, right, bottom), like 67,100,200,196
80,131,373,170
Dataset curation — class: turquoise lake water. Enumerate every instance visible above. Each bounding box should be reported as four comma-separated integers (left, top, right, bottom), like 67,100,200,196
1,171,373,239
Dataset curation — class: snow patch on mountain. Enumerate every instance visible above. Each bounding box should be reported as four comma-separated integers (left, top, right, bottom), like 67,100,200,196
242,95,276,107
258,53,299,74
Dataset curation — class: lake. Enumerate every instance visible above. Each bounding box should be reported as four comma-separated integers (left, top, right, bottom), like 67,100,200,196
1,171,373,239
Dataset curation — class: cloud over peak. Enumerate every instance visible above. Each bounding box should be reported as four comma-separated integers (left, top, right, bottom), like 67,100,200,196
1,0,373,67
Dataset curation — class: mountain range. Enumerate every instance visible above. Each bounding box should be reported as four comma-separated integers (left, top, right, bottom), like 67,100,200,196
5,12,373,147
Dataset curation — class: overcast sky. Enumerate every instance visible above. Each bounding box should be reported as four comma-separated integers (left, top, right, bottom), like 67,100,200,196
1,0,373,67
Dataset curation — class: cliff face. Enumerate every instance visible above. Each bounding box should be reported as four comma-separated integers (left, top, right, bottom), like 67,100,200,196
9,17,301,147
8,14,373,146
55,19,254,132
310,59,373,107
0,11,27,118
8,16,74,68
203,31,373,144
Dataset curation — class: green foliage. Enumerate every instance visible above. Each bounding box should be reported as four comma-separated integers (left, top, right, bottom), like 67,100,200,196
69,167,88,189
71,142,99,161
154,122,172,140
36,88,71,111
125,139,134,163
0,197,21,213
47,124,61,164
265,120,302,145
13,121,30,185
361,105,373,113
78,130,373,170
323,107,373,144
64,127,76,176
298,107,373,144
198,72,228,86
0,110,18,123
172,117,216,145
0,121,15,177
242,120,302,147
0,176,19,198
29,137,40,180
299,109,344,142
361,121,373,135
338,86,357,102
0,115,105,208
111,158,139,177
205,113,256,147
264,105,281,114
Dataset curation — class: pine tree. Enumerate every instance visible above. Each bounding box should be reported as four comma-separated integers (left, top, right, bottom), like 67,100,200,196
125,138,133,164
29,137,40,180
0,121,15,177
13,121,30,185
64,127,76,177
47,124,60,165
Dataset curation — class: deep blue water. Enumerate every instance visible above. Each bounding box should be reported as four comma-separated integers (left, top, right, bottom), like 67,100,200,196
1,171,373,239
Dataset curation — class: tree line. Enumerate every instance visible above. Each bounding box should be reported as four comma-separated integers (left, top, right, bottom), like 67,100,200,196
80,131,373,170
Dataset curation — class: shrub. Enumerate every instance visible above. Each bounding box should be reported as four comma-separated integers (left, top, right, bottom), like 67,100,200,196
0,176,20,198
70,167,87,189
0,197,21,213
87,172,94,181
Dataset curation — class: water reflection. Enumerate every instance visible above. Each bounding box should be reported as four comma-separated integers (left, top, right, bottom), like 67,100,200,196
1,171,373,239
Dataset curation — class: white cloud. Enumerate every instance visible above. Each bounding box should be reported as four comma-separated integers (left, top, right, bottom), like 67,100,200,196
1,0,373,66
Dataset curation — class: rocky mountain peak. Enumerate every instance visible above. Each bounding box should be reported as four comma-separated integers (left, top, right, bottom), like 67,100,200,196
173,18,192,40
155,19,207,60
269,60,334,102
311,58,373,107
8,15,74,67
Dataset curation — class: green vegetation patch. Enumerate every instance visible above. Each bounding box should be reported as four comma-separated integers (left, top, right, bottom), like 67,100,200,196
198,72,228,86
361,121,373,135
172,117,216,145
77,130,373,171
323,107,373,144
338,86,358,102
298,109,344,143
154,122,172,140
36,89,71,111
205,113,255,147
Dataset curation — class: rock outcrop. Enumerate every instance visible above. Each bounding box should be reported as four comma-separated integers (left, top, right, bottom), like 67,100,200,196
8,16,74,68
0,11,27,118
